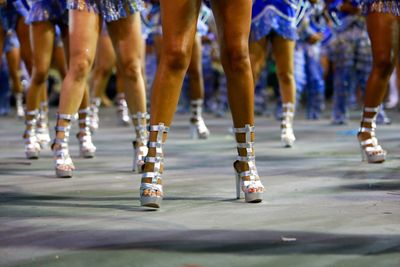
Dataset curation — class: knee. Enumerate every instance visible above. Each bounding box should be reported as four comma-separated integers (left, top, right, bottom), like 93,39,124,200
120,58,142,83
94,63,113,78
276,69,294,86
221,43,250,73
162,45,192,72
373,57,395,78
70,55,93,83
31,68,49,86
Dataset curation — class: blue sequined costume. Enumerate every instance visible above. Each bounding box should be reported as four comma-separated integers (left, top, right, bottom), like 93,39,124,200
251,0,299,41
295,1,328,120
362,0,400,15
12,0,31,18
27,0,68,25
67,0,143,22
328,0,371,124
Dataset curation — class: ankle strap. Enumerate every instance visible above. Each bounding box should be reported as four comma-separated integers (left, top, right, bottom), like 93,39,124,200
282,102,295,109
149,123,169,133
364,106,380,113
78,108,90,114
132,112,149,120
91,97,101,106
55,125,71,134
191,99,203,105
26,110,38,117
57,113,73,121
233,124,255,134
40,101,48,108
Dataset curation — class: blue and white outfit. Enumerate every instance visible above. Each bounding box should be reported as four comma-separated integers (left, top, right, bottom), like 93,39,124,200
0,2,21,53
27,0,68,25
251,0,299,41
12,0,31,18
295,1,328,120
67,0,143,22
328,0,370,124
362,0,400,15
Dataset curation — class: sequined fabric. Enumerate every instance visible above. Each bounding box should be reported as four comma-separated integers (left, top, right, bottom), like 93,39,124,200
67,0,143,22
362,0,400,16
251,0,299,41
27,0,68,25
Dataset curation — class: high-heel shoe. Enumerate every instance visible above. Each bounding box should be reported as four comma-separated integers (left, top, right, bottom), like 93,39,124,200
89,97,101,132
233,124,264,203
358,106,386,163
281,102,296,148
15,93,25,118
132,112,149,173
36,102,51,149
77,108,96,158
23,110,41,159
140,123,169,208
189,99,210,139
52,114,75,178
116,94,130,126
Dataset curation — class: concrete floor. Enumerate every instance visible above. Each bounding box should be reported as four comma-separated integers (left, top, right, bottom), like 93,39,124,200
0,108,399,267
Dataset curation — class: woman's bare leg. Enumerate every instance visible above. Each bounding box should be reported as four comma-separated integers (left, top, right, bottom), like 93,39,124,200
358,13,400,162
107,13,146,118
139,0,201,205
107,12,149,171
271,35,296,147
187,33,210,139
211,0,264,201
53,10,101,175
22,22,55,157
16,16,33,74
249,37,268,83
211,0,255,127
272,36,296,104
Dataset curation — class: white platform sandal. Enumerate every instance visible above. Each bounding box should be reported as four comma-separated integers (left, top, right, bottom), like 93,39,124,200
358,106,386,163
77,108,97,158
233,124,264,203
189,99,210,139
52,114,75,178
281,102,296,148
140,123,169,208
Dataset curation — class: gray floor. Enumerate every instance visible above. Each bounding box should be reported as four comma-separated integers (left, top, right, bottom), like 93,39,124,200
1,108,399,267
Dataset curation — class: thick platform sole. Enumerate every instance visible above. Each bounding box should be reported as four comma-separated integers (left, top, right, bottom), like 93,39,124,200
140,196,162,209
189,125,210,140
80,150,95,159
25,151,39,160
56,169,73,178
245,192,263,203
281,136,295,148
360,146,386,164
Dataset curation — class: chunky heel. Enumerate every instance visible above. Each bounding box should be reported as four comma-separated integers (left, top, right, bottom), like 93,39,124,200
132,112,149,173
140,123,168,208
233,125,264,203
189,99,210,139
